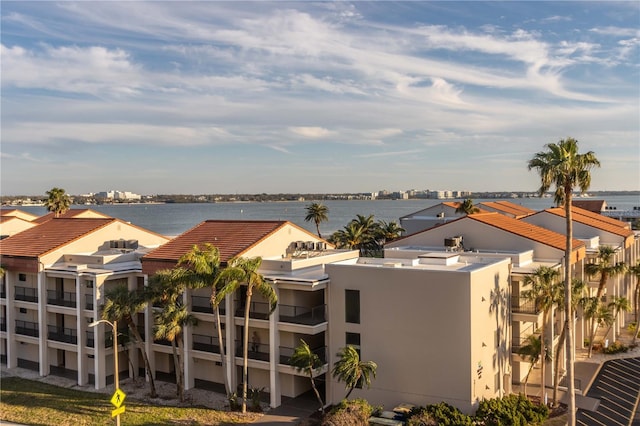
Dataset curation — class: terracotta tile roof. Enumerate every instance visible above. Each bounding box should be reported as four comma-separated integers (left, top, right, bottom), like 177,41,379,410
479,201,536,218
0,218,115,257
0,209,40,221
468,213,585,255
33,209,112,224
543,206,634,241
572,199,606,213
143,220,289,264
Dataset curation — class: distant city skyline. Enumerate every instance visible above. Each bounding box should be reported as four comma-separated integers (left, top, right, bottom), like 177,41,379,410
1,1,638,195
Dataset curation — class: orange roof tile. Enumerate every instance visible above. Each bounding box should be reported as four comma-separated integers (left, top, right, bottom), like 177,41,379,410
479,201,536,218
542,206,634,246
33,209,112,224
468,213,585,254
143,220,289,264
0,218,115,257
572,199,606,213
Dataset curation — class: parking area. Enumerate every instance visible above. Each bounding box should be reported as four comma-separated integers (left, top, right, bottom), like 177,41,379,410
577,357,640,426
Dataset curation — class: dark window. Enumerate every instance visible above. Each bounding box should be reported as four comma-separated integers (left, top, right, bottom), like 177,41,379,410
345,289,360,324
19,308,27,314
346,332,360,346
18,274,26,282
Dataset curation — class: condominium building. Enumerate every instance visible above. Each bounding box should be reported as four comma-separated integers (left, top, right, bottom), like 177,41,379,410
0,217,169,388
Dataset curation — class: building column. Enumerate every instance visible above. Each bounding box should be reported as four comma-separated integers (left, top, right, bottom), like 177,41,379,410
76,275,88,386
183,288,194,390
269,284,281,408
6,271,17,369
144,275,155,381
94,275,107,389
37,269,49,377
225,295,236,393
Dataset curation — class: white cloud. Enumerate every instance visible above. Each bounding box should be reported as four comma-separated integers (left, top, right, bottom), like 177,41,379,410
289,127,333,138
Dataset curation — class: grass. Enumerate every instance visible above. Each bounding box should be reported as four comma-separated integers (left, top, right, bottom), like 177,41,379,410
0,377,260,425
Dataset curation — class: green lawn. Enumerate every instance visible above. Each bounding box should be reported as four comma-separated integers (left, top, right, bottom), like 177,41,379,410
0,377,259,425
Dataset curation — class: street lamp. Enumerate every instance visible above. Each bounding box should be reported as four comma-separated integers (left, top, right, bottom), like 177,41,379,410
89,319,121,426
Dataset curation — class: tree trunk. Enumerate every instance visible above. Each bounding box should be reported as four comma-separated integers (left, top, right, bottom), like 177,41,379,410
540,311,546,405
127,318,157,398
242,285,253,413
170,339,182,400
177,334,185,402
564,189,576,426
588,273,608,356
345,385,355,399
309,371,324,414
587,315,597,358
211,291,231,397
522,362,535,397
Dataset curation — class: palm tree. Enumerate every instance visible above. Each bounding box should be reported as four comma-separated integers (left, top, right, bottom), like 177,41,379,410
552,278,586,407
305,203,329,238
224,256,277,413
528,137,600,426
584,245,626,355
582,297,613,357
517,334,549,397
44,187,71,217
175,244,232,397
603,296,631,342
102,285,157,398
290,339,325,414
455,198,480,215
374,220,405,250
331,222,366,252
331,345,377,399
522,266,561,404
154,299,197,402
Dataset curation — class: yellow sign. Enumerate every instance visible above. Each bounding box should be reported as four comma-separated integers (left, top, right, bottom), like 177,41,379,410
110,389,126,408
111,405,125,417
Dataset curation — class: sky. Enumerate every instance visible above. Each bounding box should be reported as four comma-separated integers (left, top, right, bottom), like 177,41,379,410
1,1,639,196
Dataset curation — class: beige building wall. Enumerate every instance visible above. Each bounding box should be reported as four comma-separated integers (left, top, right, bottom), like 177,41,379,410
326,255,510,414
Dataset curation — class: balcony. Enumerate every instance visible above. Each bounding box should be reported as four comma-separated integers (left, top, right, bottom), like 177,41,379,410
279,345,327,366
1,285,5,299
191,295,225,315
192,334,223,353
15,286,37,303
154,338,172,347
0,318,6,332
47,290,77,308
279,304,326,325
15,320,38,337
86,330,114,348
235,301,270,320
235,340,269,362
511,296,540,315
48,325,77,344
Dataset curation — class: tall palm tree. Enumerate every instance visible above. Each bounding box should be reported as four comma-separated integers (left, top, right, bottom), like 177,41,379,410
44,187,71,217
522,266,561,404
629,262,640,343
582,297,613,357
305,203,329,238
584,245,626,355
332,222,366,252
603,296,631,342
331,345,377,399
552,278,586,407
175,244,232,397
102,285,157,398
224,256,277,413
290,339,325,414
528,137,600,426
154,300,197,402
455,198,480,215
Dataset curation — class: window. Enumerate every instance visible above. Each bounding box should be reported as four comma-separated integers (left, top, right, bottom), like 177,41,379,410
345,289,360,324
346,332,360,347
85,280,94,289
18,274,26,282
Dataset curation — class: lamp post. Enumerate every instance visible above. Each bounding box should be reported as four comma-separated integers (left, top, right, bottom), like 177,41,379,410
89,319,121,426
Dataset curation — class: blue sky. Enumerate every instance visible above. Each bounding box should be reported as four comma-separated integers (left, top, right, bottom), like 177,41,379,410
1,1,638,195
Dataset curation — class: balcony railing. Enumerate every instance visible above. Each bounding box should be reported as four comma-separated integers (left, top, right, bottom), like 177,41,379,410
85,294,94,310
48,325,77,344
15,286,37,303
511,296,540,314
235,301,270,320
86,330,114,348
235,340,269,361
192,334,223,353
47,290,77,308
15,320,38,337
154,338,172,347
191,295,226,314
279,304,326,325
279,345,327,365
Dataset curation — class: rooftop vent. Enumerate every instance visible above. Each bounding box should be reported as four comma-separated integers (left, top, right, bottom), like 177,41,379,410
444,236,463,251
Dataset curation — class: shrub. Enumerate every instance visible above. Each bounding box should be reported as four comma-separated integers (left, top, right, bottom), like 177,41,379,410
407,403,474,426
603,341,629,355
475,394,549,426
321,399,373,426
